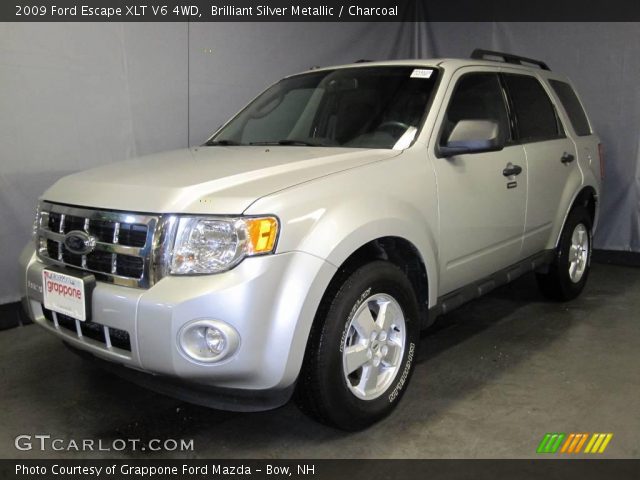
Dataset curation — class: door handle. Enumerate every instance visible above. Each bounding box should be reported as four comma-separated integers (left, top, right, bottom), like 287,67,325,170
561,152,575,164
503,163,523,177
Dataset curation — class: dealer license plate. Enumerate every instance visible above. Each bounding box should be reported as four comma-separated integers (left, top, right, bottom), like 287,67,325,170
42,269,88,321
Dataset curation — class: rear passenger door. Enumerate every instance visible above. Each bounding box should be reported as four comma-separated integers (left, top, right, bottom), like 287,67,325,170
501,72,578,257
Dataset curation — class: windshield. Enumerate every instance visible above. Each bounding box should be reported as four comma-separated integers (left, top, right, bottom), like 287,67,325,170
208,66,439,149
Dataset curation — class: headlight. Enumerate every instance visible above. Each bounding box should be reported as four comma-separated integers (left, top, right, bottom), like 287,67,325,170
170,216,279,275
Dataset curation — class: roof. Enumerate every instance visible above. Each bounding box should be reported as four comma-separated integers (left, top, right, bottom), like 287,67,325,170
295,58,562,79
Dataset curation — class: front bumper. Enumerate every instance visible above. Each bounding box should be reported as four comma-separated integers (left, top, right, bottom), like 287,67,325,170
22,245,336,402
65,343,295,412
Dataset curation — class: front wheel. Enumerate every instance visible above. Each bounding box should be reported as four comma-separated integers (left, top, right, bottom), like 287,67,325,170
537,206,593,301
295,261,420,430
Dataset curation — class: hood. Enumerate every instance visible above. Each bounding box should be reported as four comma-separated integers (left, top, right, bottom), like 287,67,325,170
43,146,401,214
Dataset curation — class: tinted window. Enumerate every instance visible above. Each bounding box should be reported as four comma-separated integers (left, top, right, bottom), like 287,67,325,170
212,67,439,149
503,74,560,142
242,89,315,143
441,73,510,144
549,80,591,136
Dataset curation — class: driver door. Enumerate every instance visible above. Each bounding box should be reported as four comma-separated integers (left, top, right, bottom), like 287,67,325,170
430,69,527,295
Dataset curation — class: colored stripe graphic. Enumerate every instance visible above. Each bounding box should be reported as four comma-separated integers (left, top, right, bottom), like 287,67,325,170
538,433,613,454
560,433,589,453
560,433,575,453
575,433,589,453
537,433,565,453
584,433,613,454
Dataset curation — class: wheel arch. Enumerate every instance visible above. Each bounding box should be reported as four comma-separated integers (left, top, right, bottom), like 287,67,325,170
553,185,598,248
324,236,431,327
281,228,438,389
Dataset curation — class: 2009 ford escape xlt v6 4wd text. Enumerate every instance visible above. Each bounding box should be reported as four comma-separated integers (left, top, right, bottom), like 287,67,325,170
21,50,602,430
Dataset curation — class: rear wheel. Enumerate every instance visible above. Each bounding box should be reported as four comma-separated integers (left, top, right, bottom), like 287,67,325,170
537,206,592,301
295,261,420,430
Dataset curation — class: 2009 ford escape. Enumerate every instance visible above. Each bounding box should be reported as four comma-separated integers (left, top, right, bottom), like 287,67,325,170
21,50,602,430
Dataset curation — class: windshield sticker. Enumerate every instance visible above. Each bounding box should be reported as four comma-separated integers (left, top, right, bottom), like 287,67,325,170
410,69,433,79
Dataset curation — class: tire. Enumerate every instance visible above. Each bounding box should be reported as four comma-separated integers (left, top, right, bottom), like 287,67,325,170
295,261,420,431
536,206,593,301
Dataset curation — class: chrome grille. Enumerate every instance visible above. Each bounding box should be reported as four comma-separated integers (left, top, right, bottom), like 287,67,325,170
36,202,162,288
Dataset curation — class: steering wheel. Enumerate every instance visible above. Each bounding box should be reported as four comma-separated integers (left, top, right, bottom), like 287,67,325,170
377,121,411,136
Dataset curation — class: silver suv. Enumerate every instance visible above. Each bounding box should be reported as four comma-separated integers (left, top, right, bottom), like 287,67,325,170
21,50,602,430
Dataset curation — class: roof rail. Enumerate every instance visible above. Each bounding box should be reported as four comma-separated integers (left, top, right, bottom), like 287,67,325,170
470,49,551,71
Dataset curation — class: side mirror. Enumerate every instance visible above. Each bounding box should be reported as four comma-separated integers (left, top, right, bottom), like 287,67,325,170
438,119,505,157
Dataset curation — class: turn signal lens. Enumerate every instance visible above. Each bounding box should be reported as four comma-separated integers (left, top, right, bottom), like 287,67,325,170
245,217,278,254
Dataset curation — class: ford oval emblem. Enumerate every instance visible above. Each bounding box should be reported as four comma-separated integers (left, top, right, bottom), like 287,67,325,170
63,230,96,255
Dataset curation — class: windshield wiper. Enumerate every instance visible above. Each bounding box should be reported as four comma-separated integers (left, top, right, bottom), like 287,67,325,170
205,139,243,146
250,139,325,147
278,139,322,146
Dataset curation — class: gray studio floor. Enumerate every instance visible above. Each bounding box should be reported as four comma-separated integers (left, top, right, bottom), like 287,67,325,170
1,263,638,459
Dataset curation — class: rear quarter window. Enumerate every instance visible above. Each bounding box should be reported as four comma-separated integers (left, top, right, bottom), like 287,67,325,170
549,80,592,136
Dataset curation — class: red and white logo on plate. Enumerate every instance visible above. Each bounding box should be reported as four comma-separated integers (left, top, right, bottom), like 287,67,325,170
42,270,86,321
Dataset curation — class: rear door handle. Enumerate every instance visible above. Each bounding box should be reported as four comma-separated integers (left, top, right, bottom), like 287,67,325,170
503,163,523,177
561,152,575,164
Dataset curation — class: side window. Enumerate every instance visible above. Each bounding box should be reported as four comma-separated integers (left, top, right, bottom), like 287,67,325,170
441,73,510,145
503,74,561,142
549,80,591,136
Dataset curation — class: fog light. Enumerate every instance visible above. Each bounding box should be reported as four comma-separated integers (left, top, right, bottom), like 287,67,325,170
205,327,226,355
178,320,240,363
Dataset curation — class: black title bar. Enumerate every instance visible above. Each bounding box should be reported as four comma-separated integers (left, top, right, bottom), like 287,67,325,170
3,0,640,21
3,459,640,480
